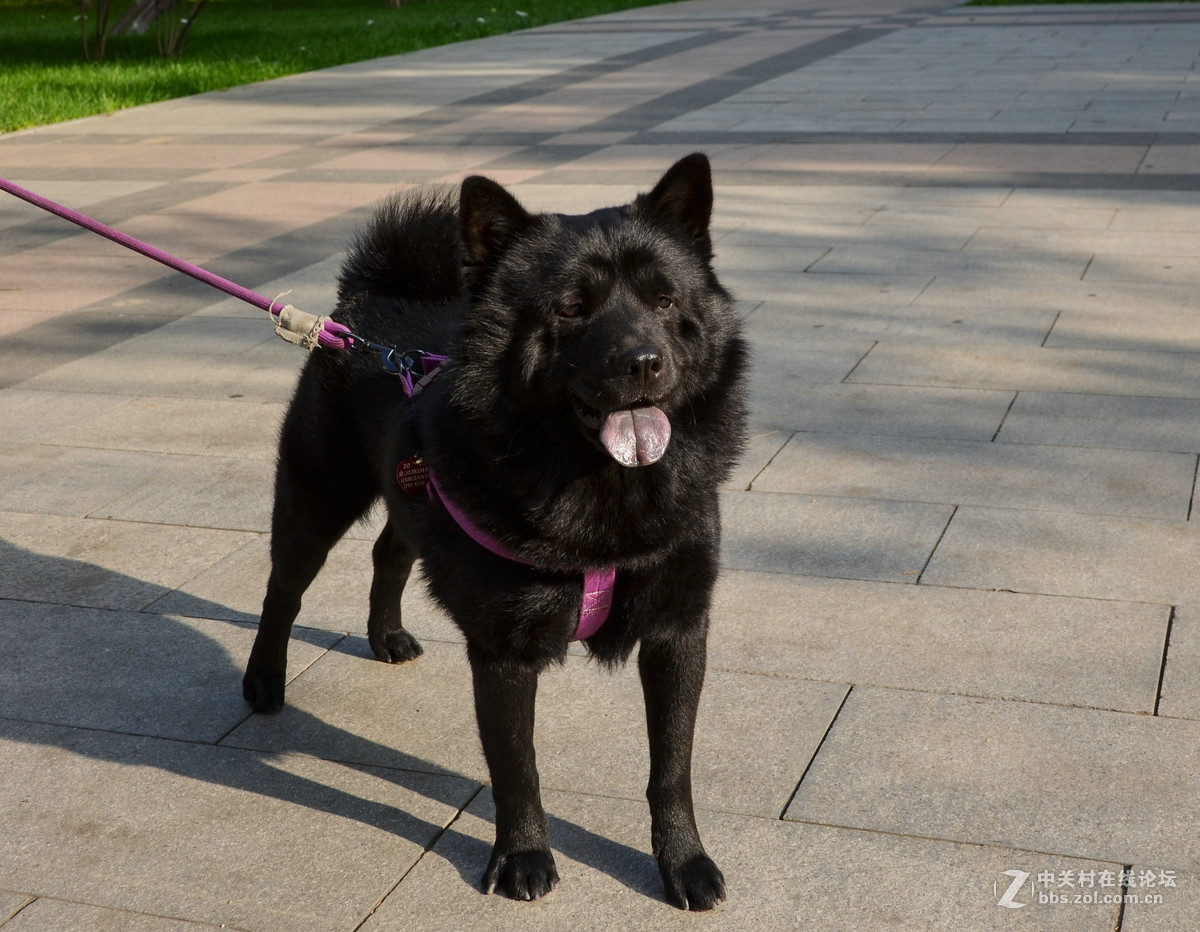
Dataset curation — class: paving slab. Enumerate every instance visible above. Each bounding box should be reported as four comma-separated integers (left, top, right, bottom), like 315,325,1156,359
724,427,790,490
754,432,1196,519
0,894,32,926
1157,606,1200,722
808,245,1094,280
0,720,480,932
1111,206,1200,231
365,788,1121,931
0,443,172,517
1046,304,1200,355
91,454,274,532
968,228,1200,260
914,276,1200,314
1122,869,1200,932
96,314,277,358
785,688,1200,872
728,269,936,308
739,383,1014,440
996,391,1200,454
752,298,1058,347
144,531,463,644
848,343,1200,399
709,570,1167,712
1087,254,1200,286
0,245,173,316
18,337,308,403
720,488,953,582
0,511,256,611
40,395,286,460
0,898,224,931
921,506,1200,608
0,598,336,742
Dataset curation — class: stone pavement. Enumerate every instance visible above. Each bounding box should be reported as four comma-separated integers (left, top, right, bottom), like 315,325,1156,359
2,0,1200,927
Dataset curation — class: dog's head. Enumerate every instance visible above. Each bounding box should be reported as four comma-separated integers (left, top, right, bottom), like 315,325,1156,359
454,154,741,469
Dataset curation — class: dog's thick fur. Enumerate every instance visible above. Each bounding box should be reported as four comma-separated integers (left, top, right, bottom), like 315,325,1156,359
243,154,748,910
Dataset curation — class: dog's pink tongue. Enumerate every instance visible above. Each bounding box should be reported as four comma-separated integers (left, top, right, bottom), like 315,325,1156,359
600,406,671,467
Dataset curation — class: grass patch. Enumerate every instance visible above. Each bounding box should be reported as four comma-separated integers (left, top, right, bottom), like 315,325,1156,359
0,0,677,133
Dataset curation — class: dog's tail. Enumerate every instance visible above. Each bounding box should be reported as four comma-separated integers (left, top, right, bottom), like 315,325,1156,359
337,187,461,306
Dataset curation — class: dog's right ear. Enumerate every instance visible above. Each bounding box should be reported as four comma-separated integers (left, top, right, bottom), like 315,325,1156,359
460,176,533,283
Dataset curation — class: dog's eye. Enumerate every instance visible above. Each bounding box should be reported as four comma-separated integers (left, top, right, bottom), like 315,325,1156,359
558,301,583,319
656,295,675,310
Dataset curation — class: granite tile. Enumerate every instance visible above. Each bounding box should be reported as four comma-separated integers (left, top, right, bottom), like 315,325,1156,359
1121,869,1200,932
2,898,223,931
785,688,1200,871
808,246,1092,281
741,383,1013,440
0,720,479,932
0,894,32,925
144,532,462,643
0,389,132,444
1153,606,1200,722
848,344,1200,399
1046,305,1200,354
997,392,1200,454
922,506,1200,606
47,396,286,460
0,510,257,611
754,433,1195,519
92,455,274,532
0,599,338,742
709,570,1167,712
0,444,171,517
720,489,954,583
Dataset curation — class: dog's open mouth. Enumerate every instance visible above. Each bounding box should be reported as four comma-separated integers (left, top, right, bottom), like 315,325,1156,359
571,398,672,468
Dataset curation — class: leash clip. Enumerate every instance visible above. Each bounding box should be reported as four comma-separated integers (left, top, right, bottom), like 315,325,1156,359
381,348,430,376
345,339,447,397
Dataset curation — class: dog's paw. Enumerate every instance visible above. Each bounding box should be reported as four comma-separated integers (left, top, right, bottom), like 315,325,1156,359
482,848,559,901
369,628,424,664
660,852,726,911
242,672,286,714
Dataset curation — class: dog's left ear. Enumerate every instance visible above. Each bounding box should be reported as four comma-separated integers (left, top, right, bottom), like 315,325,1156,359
637,153,714,256
460,176,533,283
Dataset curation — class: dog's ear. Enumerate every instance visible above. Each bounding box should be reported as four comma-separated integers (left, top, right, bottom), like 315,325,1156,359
637,153,714,256
460,176,533,282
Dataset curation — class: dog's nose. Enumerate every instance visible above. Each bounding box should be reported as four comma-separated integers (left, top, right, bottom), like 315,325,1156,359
620,346,665,391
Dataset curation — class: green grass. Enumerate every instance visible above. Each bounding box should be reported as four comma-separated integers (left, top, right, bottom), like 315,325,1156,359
0,0,677,133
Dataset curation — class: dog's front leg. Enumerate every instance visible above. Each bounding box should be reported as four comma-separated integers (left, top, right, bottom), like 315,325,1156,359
468,645,559,901
639,627,726,911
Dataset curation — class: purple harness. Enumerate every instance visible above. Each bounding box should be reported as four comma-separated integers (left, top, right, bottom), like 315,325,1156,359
399,354,616,641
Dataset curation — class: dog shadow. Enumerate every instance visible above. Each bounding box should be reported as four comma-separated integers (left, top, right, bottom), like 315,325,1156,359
0,538,664,905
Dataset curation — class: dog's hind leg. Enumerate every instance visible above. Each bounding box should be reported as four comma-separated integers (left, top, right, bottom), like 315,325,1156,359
243,464,372,714
367,516,424,663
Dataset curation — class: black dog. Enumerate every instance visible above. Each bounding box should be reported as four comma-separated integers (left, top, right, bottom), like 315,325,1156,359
243,153,748,910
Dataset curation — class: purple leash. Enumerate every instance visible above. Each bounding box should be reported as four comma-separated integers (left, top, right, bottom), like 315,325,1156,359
0,176,355,350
